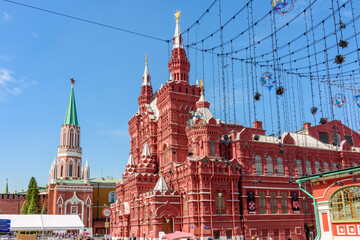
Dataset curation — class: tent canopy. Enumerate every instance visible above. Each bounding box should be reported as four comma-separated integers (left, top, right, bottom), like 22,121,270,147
0,215,84,231
162,232,197,240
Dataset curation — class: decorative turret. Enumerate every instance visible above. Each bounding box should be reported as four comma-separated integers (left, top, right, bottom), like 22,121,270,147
137,143,157,173
186,83,221,157
49,156,57,184
153,176,170,193
168,10,190,83
84,158,90,183
4,178,8,194
56,78,83,180
123,154,136,178
138,54,154,110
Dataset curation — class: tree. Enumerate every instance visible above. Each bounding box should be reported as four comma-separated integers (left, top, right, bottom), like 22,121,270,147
40,204,47,214
30,180,41,213
27,199,37,214
26,177,35,204
20,202,28,214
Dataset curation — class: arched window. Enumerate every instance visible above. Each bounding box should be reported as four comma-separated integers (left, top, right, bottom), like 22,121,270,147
149,212,153,231
255,155,263,176
183,195,188,216
70,132,74,146
332,162,337,170
60,166,64,177
297,160,303,177
315,161,321,174
133,199,137,219
108,191,117,203
277,158,284,176
143,205,147,219
330,186,360,221
215,192,225,214
305,161,312,175
210,140,215,156
323,162,329,172
266,156,273,176
165,145,169,165
69,164,73,177
333,133,341,146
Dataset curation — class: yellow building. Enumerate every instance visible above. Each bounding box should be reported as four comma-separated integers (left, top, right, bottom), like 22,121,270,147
91,177,122,235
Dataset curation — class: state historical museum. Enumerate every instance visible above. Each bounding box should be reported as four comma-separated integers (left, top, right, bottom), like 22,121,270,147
109,12,360,240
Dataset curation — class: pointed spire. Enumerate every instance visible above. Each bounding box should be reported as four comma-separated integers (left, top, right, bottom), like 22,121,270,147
141,143,152,157
64,78,79,126
127,154,135,166
142,54,151,86
4,178,8,194
153,176,169,193
169,73,173,82
195,77,199,86
197,90,207,103
160,82,164,89
173,10,183,49
84,158,90,183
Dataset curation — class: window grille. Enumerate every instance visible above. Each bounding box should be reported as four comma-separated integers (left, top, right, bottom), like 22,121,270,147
266,157,273,176
330,186,360,222
270,192,277,214
255,155,262,176
258,191,266,214
280,192,288,214
277,158,284,176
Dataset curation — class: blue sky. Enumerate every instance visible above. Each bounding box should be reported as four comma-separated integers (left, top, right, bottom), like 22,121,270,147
1,0,359,192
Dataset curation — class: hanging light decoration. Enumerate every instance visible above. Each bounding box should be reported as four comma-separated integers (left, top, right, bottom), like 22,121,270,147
354,94,360,108
271,0,296,15
332,94,346,108
260,72,276,91
334,55,345,64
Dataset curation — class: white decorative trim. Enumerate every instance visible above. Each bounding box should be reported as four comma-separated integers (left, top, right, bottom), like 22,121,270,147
346,225,357,235
57,195,64,204
58,152,82,158
337,225,346,235
315,179,358,200
64,192,85,222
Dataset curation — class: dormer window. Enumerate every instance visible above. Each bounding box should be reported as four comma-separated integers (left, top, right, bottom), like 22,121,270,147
319,132,329,144
345,135,353,146
333,133,341,146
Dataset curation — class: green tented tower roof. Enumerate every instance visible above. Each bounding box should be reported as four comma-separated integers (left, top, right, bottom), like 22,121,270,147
64,85,78,126
4,178,8,194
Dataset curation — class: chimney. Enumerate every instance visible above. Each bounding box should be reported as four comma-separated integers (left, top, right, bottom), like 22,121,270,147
303,122,312,129
253,121,263,129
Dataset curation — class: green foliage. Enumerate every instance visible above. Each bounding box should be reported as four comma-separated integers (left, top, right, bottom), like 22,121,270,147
24,177,41,214
41,204,47,214
27,199,37,214
30,181,41,213
26,177,35,204
20,202,28,214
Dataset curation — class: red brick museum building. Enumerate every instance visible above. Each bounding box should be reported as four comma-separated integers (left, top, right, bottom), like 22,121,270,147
109,13,360,240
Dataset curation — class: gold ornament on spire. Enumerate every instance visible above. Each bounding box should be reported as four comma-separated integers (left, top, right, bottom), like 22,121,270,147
145,54,148,65
200,80,204,93
174,10,181,23
70,77,75,86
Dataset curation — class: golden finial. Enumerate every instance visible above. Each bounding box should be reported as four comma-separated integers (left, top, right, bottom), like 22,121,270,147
70,77,75,86
200,80,204,93
174,10,181,23
145,54,148,65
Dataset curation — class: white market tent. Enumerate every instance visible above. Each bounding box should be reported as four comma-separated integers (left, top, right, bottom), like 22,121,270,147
0,215,84,231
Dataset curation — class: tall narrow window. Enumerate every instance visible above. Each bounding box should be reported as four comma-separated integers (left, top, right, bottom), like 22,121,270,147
62,132,66,145
270,192,277,214
297,160,303,177
61,166,64,177
210,140,215,156
215,192,225,214
69,165,73,177
255,156,263,176
133,199,137,219
70,132,74,146
183,195,188,216
306,161,312,175
323,162,329,172
266,156,273,176
149,212,153,231
165,146,169,165
280,192,288,214
315,161,321,174
143,205,147,219
302,198,309,214
258,191,266,214
277,158,284,176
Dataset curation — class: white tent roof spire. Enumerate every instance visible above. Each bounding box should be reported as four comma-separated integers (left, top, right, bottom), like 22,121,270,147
173,10,184,49
153,176,170,192
142,54,151,86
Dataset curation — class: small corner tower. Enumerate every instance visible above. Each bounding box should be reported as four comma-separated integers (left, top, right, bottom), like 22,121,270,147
57,78,83,180
168,10,190,83
138,54,154,112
